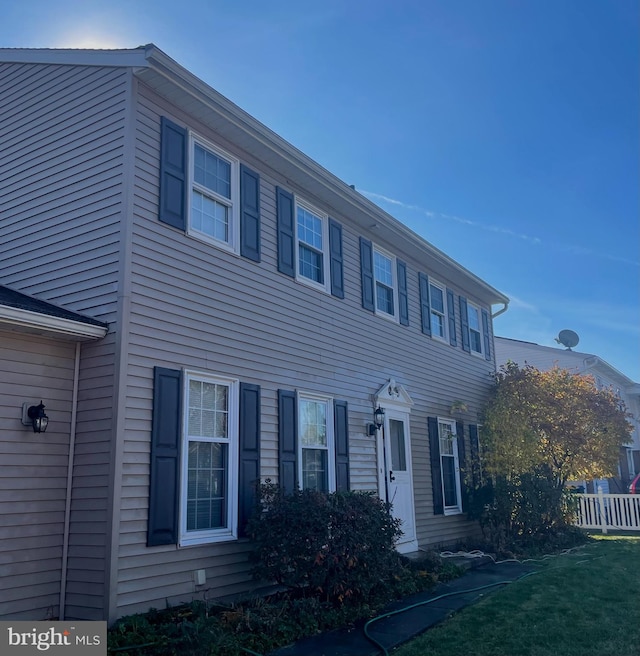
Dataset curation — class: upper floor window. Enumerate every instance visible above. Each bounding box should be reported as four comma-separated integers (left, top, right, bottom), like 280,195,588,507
296,200,329,288
429,280,447,341
374,247,396,317
467,302,483,355
189,136,240,251
298,394,335,492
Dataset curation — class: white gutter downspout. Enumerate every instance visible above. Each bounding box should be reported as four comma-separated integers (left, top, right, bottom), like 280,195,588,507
58,341,81,620
491,301,509,319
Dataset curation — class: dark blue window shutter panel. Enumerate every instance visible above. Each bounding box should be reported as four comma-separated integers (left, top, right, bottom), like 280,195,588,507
328,218,345,298
278,389,297,494
469,424,480,488
276,187,295,277
359,237,375,312
447,289,457,346
459,296,471,352
159,117,187,231
148,367,182,546
428,417,444,515
239,383,260,537
334,400,350,491
456,421,468,511
240,165,261,262
418,273,432,336
481,308,491,361
397,260,409,326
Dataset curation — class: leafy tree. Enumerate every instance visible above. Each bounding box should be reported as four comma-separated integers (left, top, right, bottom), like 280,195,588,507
481,362,632,488
467,362,633,552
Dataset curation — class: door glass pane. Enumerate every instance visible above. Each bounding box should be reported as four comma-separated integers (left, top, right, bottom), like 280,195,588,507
389,419,407,471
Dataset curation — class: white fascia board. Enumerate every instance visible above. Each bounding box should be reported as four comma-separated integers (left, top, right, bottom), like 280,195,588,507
142,46,509,306
0,47,150,68
0,306,108,340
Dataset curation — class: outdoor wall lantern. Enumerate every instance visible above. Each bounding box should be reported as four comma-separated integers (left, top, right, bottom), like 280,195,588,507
22,401,49,433
368,406,385,436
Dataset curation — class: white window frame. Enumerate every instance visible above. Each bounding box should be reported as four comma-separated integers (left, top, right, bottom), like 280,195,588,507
187,134,240,254
295,198,330,293
438,417,463,515
466,301,484,357
373,245,398,320
180,370,239,546
297,392,336,492
429,279,448,342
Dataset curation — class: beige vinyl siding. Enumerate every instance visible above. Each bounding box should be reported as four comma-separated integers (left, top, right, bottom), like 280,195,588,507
0,61,126,320
0,332,76,620
0,61,129,620
105,82,497,618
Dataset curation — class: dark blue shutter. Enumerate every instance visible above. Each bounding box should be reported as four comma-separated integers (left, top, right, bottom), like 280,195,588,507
419,273,432,336
328,218,345,298
359,237,375,312
459,296,470,353
240,165,261,262
278,389,297,494
469,424,480,488
428,417,444,515
238,383,260,537
159,117,187,231
456,421,467,511
277,187,295,277
334,400,350,491
447,289,457,346
481,308,491,361
147,367,182,546
397,260,409,326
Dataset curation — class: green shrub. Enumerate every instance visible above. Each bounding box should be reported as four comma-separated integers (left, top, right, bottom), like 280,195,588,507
465,467,587,555
247,482,404,605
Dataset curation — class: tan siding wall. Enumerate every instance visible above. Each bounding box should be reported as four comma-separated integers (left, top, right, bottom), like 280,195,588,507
110,83,498,618
0,62,127,620
0,61,126,319
0,332,76,620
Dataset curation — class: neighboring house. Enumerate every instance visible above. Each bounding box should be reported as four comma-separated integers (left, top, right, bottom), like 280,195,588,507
495,336,640,493
0,45,509,623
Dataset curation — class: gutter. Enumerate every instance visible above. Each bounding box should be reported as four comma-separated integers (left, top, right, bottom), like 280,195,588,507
58,341,81,620
491,301,509,319
0,306,108,340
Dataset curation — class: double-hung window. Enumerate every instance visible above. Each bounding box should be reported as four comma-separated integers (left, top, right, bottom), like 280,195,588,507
189,136,240,251
466,302,483,355
181,371,239,546
438,418,462,515
296,200,329,290
429,280,447,341
374,247,396,318
298,394,335,492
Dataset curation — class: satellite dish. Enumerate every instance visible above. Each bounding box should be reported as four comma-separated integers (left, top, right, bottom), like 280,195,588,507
555,329,580,350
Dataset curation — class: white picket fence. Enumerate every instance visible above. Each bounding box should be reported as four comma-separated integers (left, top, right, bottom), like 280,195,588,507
575,490,640,533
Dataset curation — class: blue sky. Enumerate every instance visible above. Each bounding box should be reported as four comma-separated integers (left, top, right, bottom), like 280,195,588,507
3,0,639,381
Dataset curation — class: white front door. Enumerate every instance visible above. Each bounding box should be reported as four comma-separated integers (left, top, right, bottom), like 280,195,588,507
380,410,417,553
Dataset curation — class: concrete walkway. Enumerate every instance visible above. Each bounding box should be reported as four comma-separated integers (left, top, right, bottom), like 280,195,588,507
269,560,535,656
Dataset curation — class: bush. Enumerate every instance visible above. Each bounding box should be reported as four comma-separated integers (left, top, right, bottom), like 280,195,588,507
465,467,587,555
247,482,404,605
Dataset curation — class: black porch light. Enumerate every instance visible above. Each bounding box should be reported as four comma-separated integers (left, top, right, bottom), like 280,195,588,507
368,406,385,436
27,401,49,433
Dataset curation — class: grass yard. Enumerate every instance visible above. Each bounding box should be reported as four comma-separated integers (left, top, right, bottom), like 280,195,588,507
394,536,640,656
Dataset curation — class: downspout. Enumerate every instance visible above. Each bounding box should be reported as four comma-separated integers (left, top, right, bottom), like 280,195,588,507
59,340,81,621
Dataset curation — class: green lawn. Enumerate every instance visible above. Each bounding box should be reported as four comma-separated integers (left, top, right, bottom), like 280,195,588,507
394,536,640,656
